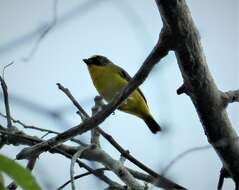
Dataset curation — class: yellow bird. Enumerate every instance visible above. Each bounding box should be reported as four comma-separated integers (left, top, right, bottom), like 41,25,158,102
83,55,161,134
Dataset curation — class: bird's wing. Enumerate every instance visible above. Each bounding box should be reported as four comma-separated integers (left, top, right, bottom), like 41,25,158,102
116,65,148,105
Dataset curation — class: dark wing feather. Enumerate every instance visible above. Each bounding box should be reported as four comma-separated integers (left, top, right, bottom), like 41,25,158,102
116,65,148,104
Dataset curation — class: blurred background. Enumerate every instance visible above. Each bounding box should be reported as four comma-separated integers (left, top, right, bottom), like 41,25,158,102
0,0,238,189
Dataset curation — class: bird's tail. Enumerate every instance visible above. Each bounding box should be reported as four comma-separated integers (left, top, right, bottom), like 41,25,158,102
144,116,161,134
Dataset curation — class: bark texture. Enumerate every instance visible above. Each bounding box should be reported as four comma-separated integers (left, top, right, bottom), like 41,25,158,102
157,0,239,184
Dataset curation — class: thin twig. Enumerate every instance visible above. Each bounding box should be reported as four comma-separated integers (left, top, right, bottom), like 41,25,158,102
0,127,123,189
2,62,14,80
1,125,186,189
59,166,179,190
0,93,72,129
0,0,107,55
0,76,12,128
161,137,239,176
57,168,107,190
90,96,103,147
21,0,58,62
81,146,145,190
161,145,211,175
0,112,86,146
70,147,88,190
57,84,144,189
56,83,88,117
16,25,171,161
56,83,185,189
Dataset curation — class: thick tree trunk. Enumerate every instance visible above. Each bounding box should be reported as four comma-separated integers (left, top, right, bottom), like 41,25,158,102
156,0,239,185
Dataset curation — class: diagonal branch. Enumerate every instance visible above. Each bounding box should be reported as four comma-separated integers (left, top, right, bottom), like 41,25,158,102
56,83,185,189
1,125,186,189
90,96,103,147
81,146,145,190
0,126,124,189
70,147,89,190
21,0,58,62
161,145,211,175
0,110,185,189
0,0,107,55
16,26,171,160
57,168,108,190
0,76,12,128
0,112,86,146
98,129,186,189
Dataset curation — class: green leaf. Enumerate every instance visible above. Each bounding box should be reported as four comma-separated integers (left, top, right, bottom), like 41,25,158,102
0,172,6,190
0,154,41,190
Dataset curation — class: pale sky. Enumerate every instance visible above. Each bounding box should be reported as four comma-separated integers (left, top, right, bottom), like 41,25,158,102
0,0,238,189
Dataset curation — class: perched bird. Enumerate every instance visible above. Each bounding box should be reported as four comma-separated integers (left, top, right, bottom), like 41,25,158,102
83,55,161,134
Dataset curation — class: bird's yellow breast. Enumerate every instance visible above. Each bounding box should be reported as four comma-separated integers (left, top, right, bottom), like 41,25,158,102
88,65,125,100
87,64,150,118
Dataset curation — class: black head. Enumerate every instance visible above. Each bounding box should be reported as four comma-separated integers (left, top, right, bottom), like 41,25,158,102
83,55,110,66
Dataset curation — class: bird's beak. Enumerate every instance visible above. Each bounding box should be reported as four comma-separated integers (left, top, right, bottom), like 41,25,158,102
83,58,92,65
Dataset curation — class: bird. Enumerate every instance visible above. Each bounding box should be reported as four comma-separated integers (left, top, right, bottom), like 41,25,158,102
83,55,161,134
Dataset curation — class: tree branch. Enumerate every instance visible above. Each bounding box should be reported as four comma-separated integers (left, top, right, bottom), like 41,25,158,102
70,147,89,190
21,0,58,62
57,168,107,190
90,96,103,147
217,167,230,190
98,128,186,189
0,126,124,189
0,76,12,128
0,112,86,146
156,0,239,186
1,121,187,189
0,79,185,189
0,127,143,189
16,25,170,160
161,145,211,175
59,166,177,190
55,83,186,189
81,146,145,190
222,90,239,105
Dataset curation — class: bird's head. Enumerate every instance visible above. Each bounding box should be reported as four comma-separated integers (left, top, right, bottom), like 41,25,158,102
83,55,111,67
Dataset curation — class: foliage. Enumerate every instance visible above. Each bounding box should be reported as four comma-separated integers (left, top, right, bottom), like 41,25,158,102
0,154,41,190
